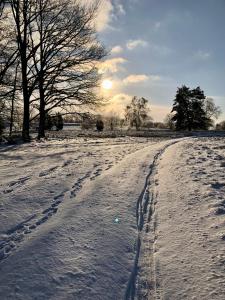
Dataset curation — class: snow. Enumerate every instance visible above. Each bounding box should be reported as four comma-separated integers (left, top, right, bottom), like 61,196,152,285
0,136,225,299
137,137,225,299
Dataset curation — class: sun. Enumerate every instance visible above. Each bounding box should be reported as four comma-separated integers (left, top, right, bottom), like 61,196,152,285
102,79,113,90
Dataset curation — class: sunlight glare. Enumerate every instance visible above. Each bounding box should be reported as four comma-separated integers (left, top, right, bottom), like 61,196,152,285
102,79,113,90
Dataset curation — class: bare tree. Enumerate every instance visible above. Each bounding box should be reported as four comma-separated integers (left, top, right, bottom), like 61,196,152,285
29,0,106,139
125,96,151,130
164,113,175,130
0,2,19,84
204,97,221,120
9,0,41,141
0,1,39,141
1,0,106,141
104,112,120,131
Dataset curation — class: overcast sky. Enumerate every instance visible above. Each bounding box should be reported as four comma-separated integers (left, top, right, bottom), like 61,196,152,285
94,0,225,122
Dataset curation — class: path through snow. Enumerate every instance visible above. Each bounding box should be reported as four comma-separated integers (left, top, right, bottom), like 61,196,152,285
0,137,225,299
137,137,225,300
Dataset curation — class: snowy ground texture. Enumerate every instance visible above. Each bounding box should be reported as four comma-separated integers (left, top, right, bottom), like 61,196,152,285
0,136,225,300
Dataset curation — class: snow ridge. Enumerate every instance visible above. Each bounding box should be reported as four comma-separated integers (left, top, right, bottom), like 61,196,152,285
125,140,179,300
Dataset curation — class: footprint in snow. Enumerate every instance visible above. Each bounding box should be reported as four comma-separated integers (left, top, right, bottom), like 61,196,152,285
39,166,58,177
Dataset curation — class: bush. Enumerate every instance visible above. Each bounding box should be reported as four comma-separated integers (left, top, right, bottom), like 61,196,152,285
45,113,53,130
55,113,63,131
44,113,63,131
142,121,154,129
154,122,167,129
96,119,104,132
216,121,225,130
81,118,94,130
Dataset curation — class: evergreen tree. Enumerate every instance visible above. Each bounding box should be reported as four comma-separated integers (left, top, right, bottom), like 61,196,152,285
190,87,208,130
172,85,192,130
172,86,210,131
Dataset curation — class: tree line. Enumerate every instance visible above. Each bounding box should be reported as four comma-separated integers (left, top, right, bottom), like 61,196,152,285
0,0,106,141
122,88,222,132
123,85,222,131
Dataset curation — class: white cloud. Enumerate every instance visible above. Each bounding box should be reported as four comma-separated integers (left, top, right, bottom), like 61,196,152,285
111,93,131,105
123,74,161,84
115,3,126,15
98,57,127,74
103,93,132,117
194,50,211,60
96,0,114,31
111,45,123,54
123,74,149,84
82,0,114,32
126,39,148,50
81,1,127,32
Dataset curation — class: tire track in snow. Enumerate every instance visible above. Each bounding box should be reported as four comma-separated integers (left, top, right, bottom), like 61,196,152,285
124,140,180,300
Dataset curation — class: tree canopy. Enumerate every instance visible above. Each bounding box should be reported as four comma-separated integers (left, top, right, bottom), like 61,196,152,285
125,96,151,130
0,0,106,141
171,85,220,131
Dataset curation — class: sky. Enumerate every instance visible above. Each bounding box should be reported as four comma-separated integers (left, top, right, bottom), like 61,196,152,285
92,0,225,122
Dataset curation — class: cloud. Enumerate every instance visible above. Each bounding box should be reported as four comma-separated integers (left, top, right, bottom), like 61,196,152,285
98,57,127,74
154,21,161,30
85,0,126,31
194,50,211,60
126,39,148,50
95,0,114,31
111,45,123,54
123,74,149,84
82,0,113,32
101,93,171,121
123,74,161,84
102,93,132,116
110,93,131,105
127,39,172,56
115,2,126,15
149,75,161,81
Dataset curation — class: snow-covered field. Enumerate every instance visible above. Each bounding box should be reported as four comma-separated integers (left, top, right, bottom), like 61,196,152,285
0,136,225,299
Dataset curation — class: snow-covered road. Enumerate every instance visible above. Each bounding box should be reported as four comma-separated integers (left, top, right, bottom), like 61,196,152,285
0,137,225,299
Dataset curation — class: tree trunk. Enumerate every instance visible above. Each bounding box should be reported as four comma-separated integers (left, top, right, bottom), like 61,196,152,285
38,80,45,139
21,46,30,142
10,64,18,136
10,94,14,136
13,0,30,142
37,0,45,140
